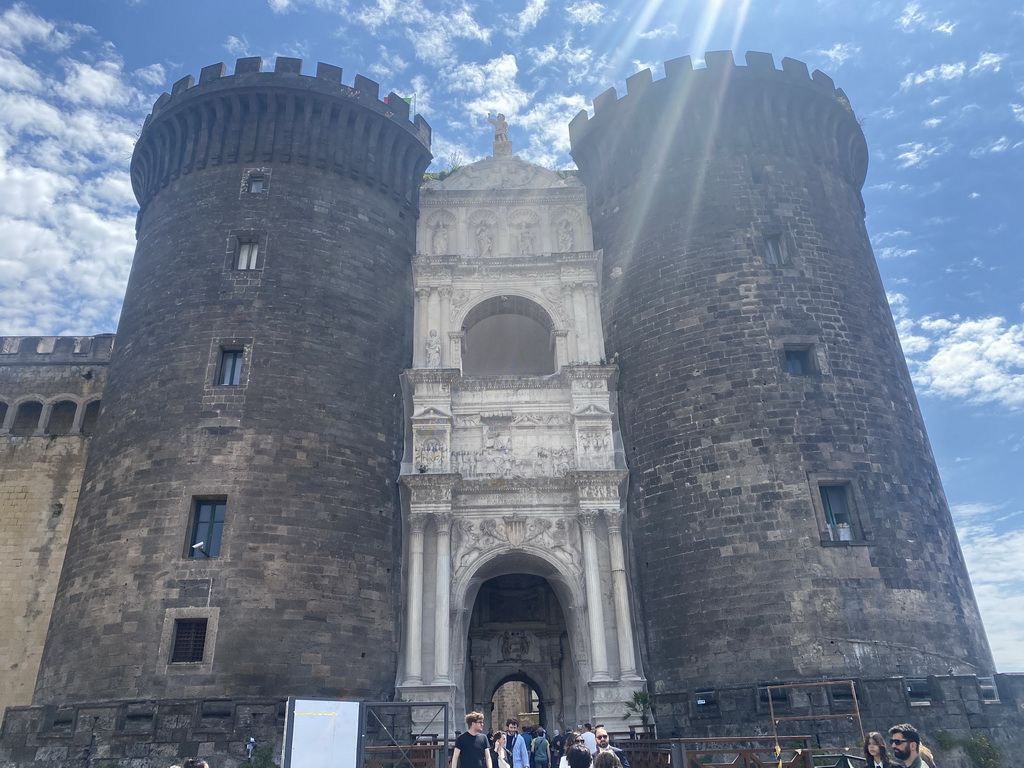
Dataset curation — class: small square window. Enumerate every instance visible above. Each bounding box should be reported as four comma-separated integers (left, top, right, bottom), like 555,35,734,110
763,234,785,265
170,619,208,663
217,350,244,386
236,238,259,270
188,499,226,558
785,348,811,375
248,176,264,194
820,485,854,541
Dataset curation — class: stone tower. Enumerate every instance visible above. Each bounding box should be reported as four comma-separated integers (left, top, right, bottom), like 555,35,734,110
33,57,432,704
569,51,996,730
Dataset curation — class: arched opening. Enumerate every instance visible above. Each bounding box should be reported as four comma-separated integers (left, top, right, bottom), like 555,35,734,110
0,401,7,430
462,296,556,375
46,400,77,435
465,572,577,734
11,401,42,436
80,400,101,435
492,676,542,731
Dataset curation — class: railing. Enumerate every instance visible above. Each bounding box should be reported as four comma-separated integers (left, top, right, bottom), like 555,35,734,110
619,737,818,768
366,743,449,768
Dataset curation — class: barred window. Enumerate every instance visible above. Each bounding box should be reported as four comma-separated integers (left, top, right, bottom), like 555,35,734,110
170,619,208,663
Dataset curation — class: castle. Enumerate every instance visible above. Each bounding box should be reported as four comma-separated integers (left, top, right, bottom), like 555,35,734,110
1,51,1022,767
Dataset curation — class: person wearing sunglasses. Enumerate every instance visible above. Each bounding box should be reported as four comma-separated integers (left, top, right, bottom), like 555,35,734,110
887,724,923,768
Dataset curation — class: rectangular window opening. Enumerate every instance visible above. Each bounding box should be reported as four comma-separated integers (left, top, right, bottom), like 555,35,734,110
820,485,854,542
188,499,226,558
217,349,244,386
248,176,264,194
236,238,259,270
785,348,812,375
764,234,785,265
171,618,208,663
905,677,932,703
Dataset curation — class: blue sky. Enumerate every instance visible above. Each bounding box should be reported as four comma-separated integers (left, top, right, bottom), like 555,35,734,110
0,0,1021,671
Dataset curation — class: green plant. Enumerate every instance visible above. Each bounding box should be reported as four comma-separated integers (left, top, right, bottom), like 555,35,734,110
933,732,957,752
961,734,999,768
622,689,651,726
253,746,280,768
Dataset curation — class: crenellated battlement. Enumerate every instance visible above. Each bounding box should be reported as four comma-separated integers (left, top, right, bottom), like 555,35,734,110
569,50,868,201
0,335,114,365
131,56,433,213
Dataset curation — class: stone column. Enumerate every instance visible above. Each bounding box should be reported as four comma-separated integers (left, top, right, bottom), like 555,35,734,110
434,510,453,683
605,509,638,678
571,283,591,363
579,509,610,680
584,283,605,361
427,287,441,347
439,286,453,367
414,288,430,367
404,513,428,684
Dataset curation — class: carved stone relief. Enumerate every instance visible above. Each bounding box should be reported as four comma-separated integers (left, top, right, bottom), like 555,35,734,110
510,208,541,256
426,210,457,255
500,631,531,661
451,515,582,576
469,211,498,258
576,429,612,470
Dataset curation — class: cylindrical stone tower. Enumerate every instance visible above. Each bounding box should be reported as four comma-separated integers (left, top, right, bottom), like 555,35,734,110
569,51,994,720
34,57,431,704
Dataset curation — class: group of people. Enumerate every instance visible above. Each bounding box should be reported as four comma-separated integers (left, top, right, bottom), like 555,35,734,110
452,716,632,768
865,724,936,768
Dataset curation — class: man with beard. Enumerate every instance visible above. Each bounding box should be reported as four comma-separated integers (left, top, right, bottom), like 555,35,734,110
888,724,924,768
594,726,631,768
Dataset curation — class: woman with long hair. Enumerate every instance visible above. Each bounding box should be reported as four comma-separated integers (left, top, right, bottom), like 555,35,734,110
864,732,891,768
493,730,511,768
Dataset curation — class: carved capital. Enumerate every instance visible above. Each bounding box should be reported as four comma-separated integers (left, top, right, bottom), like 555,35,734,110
410,513,430,534
439,285,453,299
604,509,624,532
415,287,431,301
434,509,454,532
578,509,600,532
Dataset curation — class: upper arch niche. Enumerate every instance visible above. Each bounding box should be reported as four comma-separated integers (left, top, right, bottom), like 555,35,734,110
462,295,556,375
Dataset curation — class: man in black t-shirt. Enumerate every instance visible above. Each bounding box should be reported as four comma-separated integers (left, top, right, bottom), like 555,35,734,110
453,712,492,768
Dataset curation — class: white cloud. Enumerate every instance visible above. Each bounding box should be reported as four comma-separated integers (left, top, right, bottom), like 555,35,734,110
970,53,1006,74
813,43,860,67
895,2,956,35
224,35,251,57
515,0,549,36
526,40,610,86
565,1,604,25
892,298,1024,409
951,502,1024,671
446,54,532,120
1012,104,1024,124
0,3,74,51
54,59,131,108
900,61,965,90
134,63,165,86
517,91,588,163
0,49,44,92
368,45,410,78
895,141,948,168
877,246,920,259
969,136,1013,158
637,23,678,40
355,0,489,66
922,117,942,128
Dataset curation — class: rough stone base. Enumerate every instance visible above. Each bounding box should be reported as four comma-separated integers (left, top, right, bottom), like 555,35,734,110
0,697,286,768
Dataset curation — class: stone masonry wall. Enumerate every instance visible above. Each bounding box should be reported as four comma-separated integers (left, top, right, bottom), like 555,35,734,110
0,336,110,720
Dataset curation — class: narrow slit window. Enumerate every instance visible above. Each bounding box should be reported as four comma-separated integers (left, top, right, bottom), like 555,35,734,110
764,234,785,265
170,619,208,663
236,238,259,270
217,350,244,386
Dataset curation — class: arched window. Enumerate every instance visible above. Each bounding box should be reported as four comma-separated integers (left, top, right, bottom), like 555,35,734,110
12,401,43,436
46,400,77,435
80,400,101,435
462,296,556,375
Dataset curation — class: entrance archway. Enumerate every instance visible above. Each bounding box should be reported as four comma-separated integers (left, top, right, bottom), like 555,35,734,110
464,573,578,734
492,674,543,730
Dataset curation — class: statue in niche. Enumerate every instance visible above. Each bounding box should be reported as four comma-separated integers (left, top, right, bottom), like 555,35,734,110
431,220,449,255
501,631,530,661
425,329,442,368
474,220,493,258
518,223,535,255
488,113,509,143
557,219,575,251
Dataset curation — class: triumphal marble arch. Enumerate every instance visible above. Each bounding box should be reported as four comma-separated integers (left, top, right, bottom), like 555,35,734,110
396,126,645,730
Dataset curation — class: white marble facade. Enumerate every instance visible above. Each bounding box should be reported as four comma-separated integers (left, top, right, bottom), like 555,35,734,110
397,134,645,733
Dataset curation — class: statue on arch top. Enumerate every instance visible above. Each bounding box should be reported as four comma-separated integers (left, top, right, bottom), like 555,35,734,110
487,113,509,143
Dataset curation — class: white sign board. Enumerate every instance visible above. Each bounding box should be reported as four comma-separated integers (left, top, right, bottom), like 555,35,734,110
282,698,361,768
